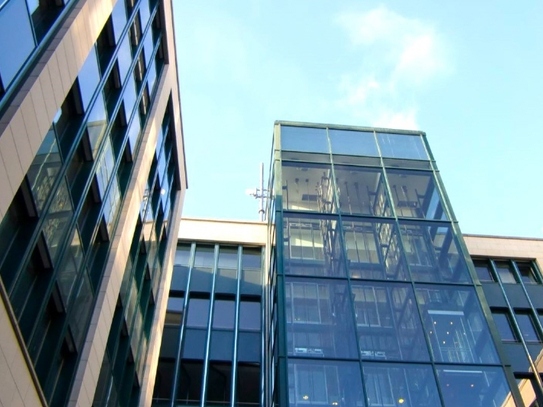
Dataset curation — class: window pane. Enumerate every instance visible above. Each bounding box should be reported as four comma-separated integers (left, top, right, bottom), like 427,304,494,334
283,214,345,278
495,261,517,284
186,298,209,328
288,360,365,406
87,97,108,157
437,366,511,407
517,261,538,284
473,259,494,282
78,48,101,110
0,0,36,89
43,182,73,262
285,278,358,359
387,170,448,220
27,129,62,213
515,313,540,343
399,222,471,284
334,166,392,217
165,296,184,325
212,300,235,329
377,133,428,160
57,229,83,303
239,301,260,331
111,0,127,42
281,126,329,154
352,282,429,362
218,246,238,269
343,218,407,281
363,363,440,407
416,285,499,364
282,162,335,213
492,311,516,341
329,129,378,157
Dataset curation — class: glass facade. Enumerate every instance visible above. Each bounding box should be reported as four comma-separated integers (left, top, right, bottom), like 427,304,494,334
152,242,264,406
475,257,543,406
0,0,182,404
268,122,522,407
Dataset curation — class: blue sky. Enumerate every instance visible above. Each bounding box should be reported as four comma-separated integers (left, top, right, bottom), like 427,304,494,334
173,1,543,238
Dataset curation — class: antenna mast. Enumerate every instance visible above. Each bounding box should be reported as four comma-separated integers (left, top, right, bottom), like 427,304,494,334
246,163,269,221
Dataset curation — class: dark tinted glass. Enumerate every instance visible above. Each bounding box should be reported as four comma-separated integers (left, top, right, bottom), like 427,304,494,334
473,259,494,282
515,313,540,343
517,261,538,284
492,311,516,341
495,261,517,284
186,298,209,328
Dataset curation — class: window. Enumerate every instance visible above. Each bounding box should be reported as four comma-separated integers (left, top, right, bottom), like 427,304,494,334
495,261,517,284
492,310,516,342
515,312,540,343
473,259,494,282
517,261,539,284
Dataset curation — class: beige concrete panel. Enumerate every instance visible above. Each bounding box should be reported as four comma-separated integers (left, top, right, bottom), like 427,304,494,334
18,97,41,161
0,152,14,221
0,126,24,194
178,217,267,245
0,295,43,407
46,54,66,110
9,111,34,177
464,235,543,275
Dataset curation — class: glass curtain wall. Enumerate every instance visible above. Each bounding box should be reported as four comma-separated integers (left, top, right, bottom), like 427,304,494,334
0,0,172,404
152,242,264,407
270,122,518,407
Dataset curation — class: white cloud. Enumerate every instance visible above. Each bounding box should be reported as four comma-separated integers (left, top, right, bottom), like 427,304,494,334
334,6,452,128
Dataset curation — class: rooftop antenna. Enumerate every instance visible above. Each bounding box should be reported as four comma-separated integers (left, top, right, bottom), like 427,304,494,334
246,163,269,221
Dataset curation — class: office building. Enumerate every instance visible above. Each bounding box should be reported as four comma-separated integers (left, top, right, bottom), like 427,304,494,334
153,122,543,407
152,218,267,406
0,0,186,404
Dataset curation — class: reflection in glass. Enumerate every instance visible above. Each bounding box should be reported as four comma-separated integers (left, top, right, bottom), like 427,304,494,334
288,359,365,406
87,96,108,157
363,363,440,407
515,376,540,407
57,229,83,304
492,311,517,342
282,162,336,213
377,133,428,160
111,0,127,42
186,298,209,328
436,366,511,407
329,129,378,157
515,313,540,343
27,129,62,213
352,282,429,361
281,126,329,154
334,166,391,217
212,300,235,329
416,285,499,364
78,48,101,110
473,259,494,282
494,261,517,284
517,261,539,284
0,0,35,90
387,170,447,220
343,218,407,281
399,222,471,283
43,182,73,262
285,278,358,359
283,214,344,278
165,296,184,325
117,35,132,84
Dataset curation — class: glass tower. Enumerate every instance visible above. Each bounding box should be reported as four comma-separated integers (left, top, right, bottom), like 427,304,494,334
267,121,523,407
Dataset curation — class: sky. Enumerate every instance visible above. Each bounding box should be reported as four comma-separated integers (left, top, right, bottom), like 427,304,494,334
173,1,543,238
